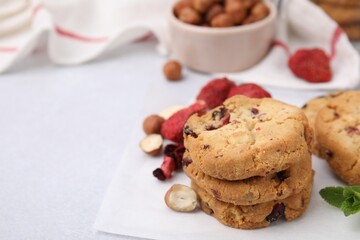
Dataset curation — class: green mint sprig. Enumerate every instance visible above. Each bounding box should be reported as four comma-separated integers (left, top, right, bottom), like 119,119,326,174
319,186,360,216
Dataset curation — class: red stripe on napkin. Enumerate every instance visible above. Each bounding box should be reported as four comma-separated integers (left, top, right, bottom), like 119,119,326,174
32,4,41,17
135,32,154,43
272,40,290,56
0,47,17,52
329,27,343,60
54,26,108,43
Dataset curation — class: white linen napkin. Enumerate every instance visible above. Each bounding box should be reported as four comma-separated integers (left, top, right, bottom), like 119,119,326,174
0,0,359,90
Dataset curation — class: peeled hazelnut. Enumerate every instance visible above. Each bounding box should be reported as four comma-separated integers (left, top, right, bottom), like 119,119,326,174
163,60,182,81
211,13,235,27
192,0,216,13
174,0,193,17
205,4,224,22
178,7,201,25
242,0,260,9
139,134,163,156
143,114,165,135
225,0,246,24
243,2,269,24
251,2,269,19
159,105,185,120
165,184,198,212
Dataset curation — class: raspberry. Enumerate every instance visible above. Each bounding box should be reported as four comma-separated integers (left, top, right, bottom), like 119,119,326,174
227,83,271,98
288,48,332,83
161,101,207,143
196,78,236,109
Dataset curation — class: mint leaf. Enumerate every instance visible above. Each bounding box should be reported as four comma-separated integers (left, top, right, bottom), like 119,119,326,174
350,186,360,192
341,199,360,216
319,187,347,208
320,186,360,216
350,186,360,201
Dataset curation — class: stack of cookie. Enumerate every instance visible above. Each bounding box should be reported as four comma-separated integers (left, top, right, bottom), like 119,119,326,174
183,95,314,229
302,91,360,185
311,0,360,40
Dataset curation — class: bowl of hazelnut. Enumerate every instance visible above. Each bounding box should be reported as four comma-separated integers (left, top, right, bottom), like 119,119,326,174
168,0,277,73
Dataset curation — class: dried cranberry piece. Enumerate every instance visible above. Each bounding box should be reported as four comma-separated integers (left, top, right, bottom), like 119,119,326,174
251,108,259,115
164,144,185,170
164,144,178,156
266,203,285,223
182,158,193,167
212,107,228,120
211,189,221,199
206,110,230,131
153,168,166,181
325,150,334,159
346,126,360,136
206,125,217,131
276,170,289,182
333,112,340,119
184,126,198,138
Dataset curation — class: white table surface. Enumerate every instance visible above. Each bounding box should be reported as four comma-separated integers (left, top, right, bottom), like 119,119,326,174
0,40,359,240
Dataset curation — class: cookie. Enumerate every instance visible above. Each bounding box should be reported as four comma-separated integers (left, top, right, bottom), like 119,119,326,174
192,172,313,229
313,2,360,24
183,152,312,205
315,91,360,185
184,95,312,180
312,0,360,8
342,23,360,40
302,91,344,155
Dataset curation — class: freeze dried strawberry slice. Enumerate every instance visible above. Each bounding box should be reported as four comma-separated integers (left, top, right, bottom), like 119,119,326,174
196,78,236,109
288,48,332,83
227,83,271,99
153,156,176,181
161,101,207,143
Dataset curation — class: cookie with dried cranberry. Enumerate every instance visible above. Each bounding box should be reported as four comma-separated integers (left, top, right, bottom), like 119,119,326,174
315,91,360,185
302,91,344,155
183,151,312,205
184,95,313,180
192,172,313,229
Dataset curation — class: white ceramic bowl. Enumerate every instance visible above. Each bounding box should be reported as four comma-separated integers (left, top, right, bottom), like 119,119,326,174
167,1,277,73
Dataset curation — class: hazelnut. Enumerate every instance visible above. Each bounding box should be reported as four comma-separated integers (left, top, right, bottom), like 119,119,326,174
174,0,193,17
211,13,235,27
139,134,163,156
205,4,224,22
243,2,269,24
192,0,216,13
143,114,165,135
178,7,201,25
165,184,198,212
225,0,246,24
163,60,182,81
242,0,260,9
159,105,184,120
